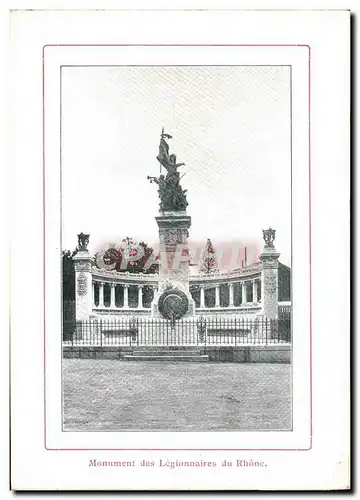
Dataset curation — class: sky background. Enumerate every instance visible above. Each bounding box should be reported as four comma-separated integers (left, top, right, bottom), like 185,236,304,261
61,65,291,267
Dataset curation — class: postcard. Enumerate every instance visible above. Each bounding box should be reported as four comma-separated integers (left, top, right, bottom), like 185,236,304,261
10,7,350,491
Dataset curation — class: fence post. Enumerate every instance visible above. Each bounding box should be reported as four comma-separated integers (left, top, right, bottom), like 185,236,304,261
204,318,207,348
100,319,103,347
265,317,268,346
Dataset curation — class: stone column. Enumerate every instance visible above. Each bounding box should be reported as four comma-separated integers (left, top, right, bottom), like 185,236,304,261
200,285,205,308
123,285,129,308
241,281,247,304
92,282,96,307
138,285,143,308
110,283,116,308
259,229,280,319
73,245,92,321
151,286,158,309
215,285,220,308
98,282,104,307
253,279,258,303
229,283,234,307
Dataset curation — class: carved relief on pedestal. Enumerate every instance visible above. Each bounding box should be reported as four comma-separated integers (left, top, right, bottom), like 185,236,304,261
264,274,277,294
77,272,88,296
159,228,187,246
166,230,181,245
74,260,91,272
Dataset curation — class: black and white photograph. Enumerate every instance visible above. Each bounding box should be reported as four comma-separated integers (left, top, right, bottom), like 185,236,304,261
61,65,292,432
8,5,351,492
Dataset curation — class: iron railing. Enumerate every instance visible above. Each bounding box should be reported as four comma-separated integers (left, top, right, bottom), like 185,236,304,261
62,300,76,341
63,315,291,346
278,304,291,341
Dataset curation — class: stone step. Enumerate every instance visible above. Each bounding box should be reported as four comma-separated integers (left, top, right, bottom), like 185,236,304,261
134,350,202,356
132,346,203,351
123,355,209,362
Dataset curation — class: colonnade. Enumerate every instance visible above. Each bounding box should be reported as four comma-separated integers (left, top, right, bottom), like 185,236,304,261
92,279,261,310
197,279,260,308
93,282,157,309
73,231,280,321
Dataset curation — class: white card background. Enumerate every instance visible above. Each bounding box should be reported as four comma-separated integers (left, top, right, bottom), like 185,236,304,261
10,9,350,490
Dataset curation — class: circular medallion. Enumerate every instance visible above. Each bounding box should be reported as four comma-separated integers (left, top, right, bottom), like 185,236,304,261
158,288,189,320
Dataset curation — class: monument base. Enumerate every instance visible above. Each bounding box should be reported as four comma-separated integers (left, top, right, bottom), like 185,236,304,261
152,210,195,319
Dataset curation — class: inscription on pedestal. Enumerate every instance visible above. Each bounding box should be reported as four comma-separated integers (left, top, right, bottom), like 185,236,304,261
77,272,88,296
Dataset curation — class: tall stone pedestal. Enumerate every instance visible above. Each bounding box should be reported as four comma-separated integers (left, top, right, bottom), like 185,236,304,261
151,210,195,318
259,245,280,319
73,250,93,322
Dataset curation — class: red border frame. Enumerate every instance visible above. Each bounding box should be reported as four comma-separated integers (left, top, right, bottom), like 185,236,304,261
43,44,312,452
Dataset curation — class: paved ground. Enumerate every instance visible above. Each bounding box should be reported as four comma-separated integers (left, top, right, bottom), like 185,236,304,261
62,360,292,431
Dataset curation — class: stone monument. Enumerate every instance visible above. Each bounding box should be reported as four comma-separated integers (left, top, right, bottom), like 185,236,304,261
73,232,93,322
148,129,195,320
259,228,280,319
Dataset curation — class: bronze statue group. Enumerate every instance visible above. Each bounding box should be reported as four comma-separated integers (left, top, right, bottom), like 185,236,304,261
148,129,188,212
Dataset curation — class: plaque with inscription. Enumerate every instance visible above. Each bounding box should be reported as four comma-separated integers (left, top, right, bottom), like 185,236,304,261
77,272,87,296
